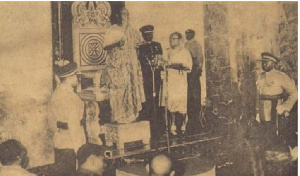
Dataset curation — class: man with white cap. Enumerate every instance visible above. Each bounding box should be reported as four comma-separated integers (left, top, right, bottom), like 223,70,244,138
48,62,86,175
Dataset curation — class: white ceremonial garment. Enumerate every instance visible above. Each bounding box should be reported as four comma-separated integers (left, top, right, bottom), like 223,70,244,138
167,47,192,113
48,84,86,152
256,69,298,120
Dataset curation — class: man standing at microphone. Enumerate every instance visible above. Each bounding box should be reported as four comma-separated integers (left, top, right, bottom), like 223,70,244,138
137,25,164,140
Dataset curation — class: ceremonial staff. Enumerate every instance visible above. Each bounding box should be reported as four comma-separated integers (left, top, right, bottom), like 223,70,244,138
54,2,64,88
57,2,63,62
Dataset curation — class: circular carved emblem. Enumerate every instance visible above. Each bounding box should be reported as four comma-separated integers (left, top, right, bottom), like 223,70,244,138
80,33,106,65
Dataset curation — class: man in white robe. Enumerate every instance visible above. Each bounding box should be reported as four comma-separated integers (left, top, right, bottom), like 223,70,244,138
166,32,192,136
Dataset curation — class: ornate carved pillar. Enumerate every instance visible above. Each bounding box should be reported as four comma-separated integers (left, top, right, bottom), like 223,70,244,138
278,2,298,84
204,3,237,120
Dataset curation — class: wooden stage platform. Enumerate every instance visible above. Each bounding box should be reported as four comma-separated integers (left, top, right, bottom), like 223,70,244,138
29,126,226,176
100,127,224,176
103,127,223,160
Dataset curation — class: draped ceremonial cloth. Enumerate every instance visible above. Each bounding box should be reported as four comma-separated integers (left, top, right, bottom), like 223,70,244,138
164,47,192,113
106,24,145,123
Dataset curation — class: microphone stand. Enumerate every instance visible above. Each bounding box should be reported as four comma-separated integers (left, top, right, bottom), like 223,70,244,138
138,44,171,153
146,58,158,149
159,58,171,154
148,56,171,153
164,63,171,154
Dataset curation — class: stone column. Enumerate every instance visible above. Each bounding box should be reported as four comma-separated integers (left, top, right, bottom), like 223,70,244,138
204,2,236,119
278,2,298,84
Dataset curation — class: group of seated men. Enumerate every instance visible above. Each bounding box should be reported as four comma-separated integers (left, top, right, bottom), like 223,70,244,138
0,139,176,176
0,139,105,176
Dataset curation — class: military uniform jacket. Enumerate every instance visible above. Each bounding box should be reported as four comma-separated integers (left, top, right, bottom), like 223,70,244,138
48,84,86,152
137,41,163,99
137,41,163,63
256,69,297,121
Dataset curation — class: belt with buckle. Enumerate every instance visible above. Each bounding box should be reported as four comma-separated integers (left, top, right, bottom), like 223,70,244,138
260,94,282,101
57,121,68,130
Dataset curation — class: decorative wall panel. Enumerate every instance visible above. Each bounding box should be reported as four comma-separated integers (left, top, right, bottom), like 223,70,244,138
72,2,111,71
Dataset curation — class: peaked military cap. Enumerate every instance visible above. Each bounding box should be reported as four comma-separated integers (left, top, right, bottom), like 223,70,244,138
261,52,279,63
139,25,154,34
185,29,195,34
54,61,78,78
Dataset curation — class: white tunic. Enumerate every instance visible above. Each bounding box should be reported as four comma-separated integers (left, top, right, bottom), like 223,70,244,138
256,69,298,120
167,47,192,113
48,84,86,152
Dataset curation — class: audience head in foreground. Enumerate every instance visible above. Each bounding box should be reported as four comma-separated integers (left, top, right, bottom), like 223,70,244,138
0,139,35,176
0,139,29,168
76,144,105,176
147,154,175,176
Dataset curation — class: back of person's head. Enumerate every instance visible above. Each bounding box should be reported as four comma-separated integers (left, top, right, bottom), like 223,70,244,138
147,154,175,176
77,144,104,176
0,139,29,168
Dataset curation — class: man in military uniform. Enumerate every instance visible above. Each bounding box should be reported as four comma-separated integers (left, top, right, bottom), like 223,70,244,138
137,25,163,140
184,29,203,135
256,52,297,145
252,52,298,175
49,62,86,175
